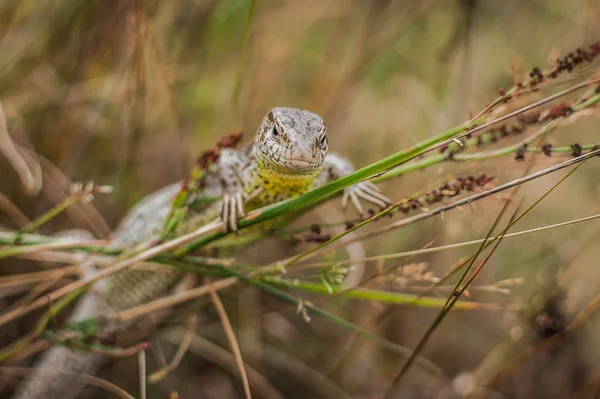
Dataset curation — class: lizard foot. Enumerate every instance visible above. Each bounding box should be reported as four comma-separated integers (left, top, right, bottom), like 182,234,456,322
221,187,262,232
342,181,391,217
221,191,246,232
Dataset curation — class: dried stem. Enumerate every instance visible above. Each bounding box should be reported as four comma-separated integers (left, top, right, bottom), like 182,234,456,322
205,277,252,399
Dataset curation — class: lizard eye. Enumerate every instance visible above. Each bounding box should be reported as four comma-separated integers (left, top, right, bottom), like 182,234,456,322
319,137,327,149
271,126,279,137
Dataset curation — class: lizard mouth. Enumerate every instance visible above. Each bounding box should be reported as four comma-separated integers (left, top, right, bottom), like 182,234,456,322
257,142,322,173
284,155,325,172
269,157,320,173
287,159,313,168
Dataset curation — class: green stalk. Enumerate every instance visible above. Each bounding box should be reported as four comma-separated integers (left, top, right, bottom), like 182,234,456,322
263,279,509,310
12,195,82,244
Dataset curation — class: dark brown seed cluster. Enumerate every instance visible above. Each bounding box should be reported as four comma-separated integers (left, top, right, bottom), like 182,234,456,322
304,233,332,243
529,67,544,85
287,223,332,245
539,103,574,121
570,143,582,157
549,47,595,79
476,122,526,147
446,102,573,159
497,40,600,103
441,122,526,157
542,143,552,156
304,224,331,242
196,131,245,168
516,142,599,161
197,148,220,168
533,42,600,86
288,232,330,245
515,144,527,161
518,102,573,125
396,174,494,213
216,131,244,149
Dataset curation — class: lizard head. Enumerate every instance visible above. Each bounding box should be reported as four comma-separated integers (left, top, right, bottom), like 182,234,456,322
255,107,327,174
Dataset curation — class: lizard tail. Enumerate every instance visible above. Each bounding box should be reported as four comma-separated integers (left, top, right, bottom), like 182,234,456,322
11,290,112,399
11,344,105,399
12,186,181,399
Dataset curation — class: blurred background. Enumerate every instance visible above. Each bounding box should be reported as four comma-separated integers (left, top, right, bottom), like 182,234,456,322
2,0,600,398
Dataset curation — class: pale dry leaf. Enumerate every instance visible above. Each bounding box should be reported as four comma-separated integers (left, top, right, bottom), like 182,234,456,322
0,103,42,196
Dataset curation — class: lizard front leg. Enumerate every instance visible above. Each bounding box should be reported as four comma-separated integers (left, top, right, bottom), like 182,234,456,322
217,148,255,232
315,153,391,217
161,148,255,237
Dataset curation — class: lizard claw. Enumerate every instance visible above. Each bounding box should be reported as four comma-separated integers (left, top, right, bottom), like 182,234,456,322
341,181,391,218
221,191,246,232
220,187,263,232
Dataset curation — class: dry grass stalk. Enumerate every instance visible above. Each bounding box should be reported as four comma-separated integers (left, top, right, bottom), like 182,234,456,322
205,276,253,399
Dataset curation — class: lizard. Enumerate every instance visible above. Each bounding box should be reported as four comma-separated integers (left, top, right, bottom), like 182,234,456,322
11,107,390,399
